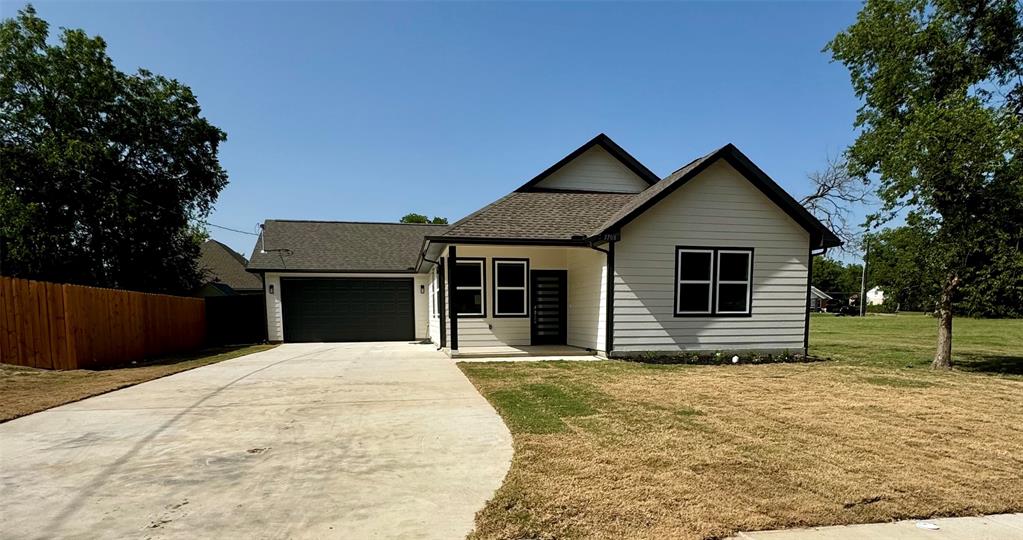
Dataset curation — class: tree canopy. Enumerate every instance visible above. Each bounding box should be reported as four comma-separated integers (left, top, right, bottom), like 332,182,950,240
828,0,1023,367
0,6,227,293
400,212,448,224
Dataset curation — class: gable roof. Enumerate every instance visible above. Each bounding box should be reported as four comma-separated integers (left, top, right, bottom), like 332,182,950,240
199,240,263,291
591,144,842,249
247,220,449,272
515,133,660,192
432,191,635,243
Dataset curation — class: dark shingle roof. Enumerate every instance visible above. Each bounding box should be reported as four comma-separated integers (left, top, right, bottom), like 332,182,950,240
199,240,264,291
436,191,636,241
246,220,448,272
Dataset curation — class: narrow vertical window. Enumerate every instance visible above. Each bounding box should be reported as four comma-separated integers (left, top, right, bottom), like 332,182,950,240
452,259,485,317
716,250,752,314
493,259,528,317
676,249,714,314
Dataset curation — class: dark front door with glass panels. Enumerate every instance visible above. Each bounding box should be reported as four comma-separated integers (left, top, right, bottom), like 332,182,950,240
530,270,566,345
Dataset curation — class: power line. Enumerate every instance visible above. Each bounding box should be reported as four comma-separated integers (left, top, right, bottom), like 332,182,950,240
72,175,260,236
203,221,259,236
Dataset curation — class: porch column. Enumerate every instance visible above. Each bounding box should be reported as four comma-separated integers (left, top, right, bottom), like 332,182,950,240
448,245,458,351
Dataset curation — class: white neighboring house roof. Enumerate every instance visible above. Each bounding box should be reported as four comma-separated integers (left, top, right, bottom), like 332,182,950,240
810,286,832,300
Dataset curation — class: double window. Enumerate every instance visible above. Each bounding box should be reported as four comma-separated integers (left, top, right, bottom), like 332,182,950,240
493,259,528,317
452,258,485,317
675,247,753,316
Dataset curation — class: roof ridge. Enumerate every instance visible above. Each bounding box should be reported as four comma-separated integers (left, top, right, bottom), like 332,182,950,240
266,219,449,226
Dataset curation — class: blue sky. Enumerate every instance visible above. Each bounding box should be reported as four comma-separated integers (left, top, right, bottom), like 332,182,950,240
8,1,867,259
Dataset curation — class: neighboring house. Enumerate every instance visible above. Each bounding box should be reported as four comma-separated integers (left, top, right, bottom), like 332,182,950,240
809,286,832,312
866,286,885,306
247,134,841,356
196,239,264,297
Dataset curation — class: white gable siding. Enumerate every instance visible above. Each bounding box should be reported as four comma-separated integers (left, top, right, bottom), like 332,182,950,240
534,146,649,193
566,248,607,351
613,160,810,353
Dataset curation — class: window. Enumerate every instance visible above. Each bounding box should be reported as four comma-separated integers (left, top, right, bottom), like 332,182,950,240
716,250,752,314
674,247,753,316
493,259,528,317
676,249,714,314
452,258,485,317
432,269,439,317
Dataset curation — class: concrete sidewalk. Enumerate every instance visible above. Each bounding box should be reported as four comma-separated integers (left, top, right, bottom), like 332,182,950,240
731,513,1023,539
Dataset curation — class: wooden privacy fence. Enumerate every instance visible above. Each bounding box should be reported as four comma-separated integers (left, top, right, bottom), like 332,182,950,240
0,276,206,370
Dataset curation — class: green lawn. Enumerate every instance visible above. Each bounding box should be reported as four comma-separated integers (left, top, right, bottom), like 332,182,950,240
810,313,1023,374
459,314,1023,539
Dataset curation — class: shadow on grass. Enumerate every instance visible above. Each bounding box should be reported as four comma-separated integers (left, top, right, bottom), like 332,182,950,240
94,344,267,371
956,354,1023,376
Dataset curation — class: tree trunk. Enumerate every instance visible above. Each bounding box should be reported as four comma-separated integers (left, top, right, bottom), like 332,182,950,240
933,273,958,369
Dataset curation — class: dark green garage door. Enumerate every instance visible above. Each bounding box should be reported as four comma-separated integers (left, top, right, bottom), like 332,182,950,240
280,278,414,342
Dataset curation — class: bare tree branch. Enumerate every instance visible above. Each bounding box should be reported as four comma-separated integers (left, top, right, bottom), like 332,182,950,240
800,155,871,253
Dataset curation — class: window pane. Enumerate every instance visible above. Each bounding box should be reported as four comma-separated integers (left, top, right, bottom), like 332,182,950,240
497,289,526,314
718,283,749,312
453,289,482,315
678,283,711,312
719,252,750,281
679,251,712,281
452,261,482,287
496,262,525,287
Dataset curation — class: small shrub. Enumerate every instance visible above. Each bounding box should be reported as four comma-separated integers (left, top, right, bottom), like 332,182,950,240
612,350,823,365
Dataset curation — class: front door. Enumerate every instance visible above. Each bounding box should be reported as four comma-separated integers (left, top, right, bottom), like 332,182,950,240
530,270,567,345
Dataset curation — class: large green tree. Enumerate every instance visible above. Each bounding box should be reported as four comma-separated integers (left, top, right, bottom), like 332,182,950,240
864,222,940,312
0,6,227,293
828,0,1023,368
867,222,1023,316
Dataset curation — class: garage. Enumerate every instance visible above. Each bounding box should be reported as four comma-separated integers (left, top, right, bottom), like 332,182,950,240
280,278,415,342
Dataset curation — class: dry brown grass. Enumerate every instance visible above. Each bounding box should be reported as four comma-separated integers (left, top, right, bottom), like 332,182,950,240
0,344,276,422
460,361,1023,539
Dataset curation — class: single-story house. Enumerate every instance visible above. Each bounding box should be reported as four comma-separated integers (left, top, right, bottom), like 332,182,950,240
866,286,885,306
246,134,841,356
196,239,264,297
809,286,833,312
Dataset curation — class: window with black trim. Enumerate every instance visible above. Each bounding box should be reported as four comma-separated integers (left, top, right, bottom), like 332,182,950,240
452,259,485,317
675,247,753,316
493,259,528,317
716,250,752,314
432,269,439,317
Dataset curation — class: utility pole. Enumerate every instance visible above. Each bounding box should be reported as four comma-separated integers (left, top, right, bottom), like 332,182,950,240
859,239,869,316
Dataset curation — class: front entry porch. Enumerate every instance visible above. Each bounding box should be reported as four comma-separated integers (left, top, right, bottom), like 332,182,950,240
424,243,610,356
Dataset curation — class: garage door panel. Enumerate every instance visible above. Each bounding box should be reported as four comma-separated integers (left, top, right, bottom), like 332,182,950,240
281,278,414,342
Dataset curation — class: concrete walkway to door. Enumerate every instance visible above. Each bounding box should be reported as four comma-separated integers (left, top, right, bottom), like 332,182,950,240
0,343,513,539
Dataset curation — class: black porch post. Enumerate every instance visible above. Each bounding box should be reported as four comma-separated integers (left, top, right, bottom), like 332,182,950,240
605,239,615,356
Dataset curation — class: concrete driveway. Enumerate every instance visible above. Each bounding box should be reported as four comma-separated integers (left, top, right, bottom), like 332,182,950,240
0,343,513,539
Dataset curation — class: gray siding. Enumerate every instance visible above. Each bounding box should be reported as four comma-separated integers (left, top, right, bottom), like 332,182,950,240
613,160,810,353
535,146,649,193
